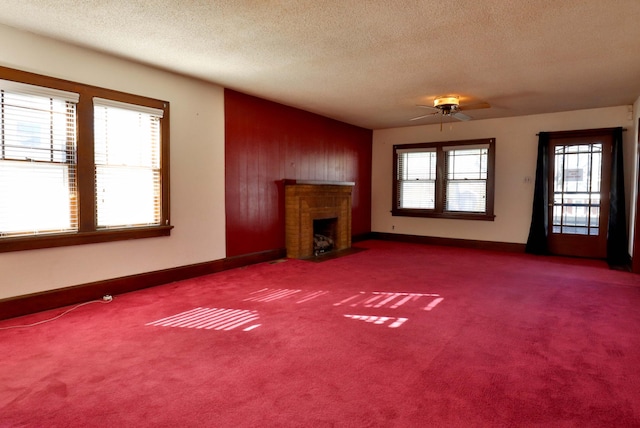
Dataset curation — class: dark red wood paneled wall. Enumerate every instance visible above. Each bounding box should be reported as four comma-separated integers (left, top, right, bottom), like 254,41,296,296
225,89,373,257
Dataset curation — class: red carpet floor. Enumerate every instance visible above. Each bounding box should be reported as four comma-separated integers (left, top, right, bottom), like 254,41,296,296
2,240,640,427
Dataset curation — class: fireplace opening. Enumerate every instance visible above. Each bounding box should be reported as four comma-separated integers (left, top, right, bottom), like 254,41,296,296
313,217,337,256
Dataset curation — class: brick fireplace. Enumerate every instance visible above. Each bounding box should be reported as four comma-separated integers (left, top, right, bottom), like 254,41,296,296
285,180,354,259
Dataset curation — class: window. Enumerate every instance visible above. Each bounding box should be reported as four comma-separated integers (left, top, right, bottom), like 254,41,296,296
393,138,495,220
0,66,171,252
0,81,78,237
93,98,163,229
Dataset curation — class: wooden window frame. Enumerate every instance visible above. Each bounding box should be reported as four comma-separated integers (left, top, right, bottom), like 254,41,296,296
0,66,172,253
392,138,496,221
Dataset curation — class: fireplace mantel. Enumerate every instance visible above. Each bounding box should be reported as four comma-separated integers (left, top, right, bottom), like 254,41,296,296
284,181,354,259
283,179,355,186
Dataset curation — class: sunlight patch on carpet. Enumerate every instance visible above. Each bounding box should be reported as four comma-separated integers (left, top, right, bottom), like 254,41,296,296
146,307,260,331
334,292,443,311
343,314,408,328
244,288,329,304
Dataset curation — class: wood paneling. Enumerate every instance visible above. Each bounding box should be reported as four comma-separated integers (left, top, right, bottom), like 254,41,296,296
225,89,372,257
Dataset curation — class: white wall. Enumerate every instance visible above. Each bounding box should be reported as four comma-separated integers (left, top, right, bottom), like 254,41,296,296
372,106,635,246
0,25,226,299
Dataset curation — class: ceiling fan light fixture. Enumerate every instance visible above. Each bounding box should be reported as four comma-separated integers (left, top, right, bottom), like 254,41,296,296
434,95,460,109
411,94,489,126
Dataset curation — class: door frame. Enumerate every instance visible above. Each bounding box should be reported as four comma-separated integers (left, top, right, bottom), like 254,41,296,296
545,129,613,259
633,119,640,273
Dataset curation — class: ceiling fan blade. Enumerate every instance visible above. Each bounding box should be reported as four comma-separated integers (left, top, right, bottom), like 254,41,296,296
453,112,472,121
416,104,439,111
409,113,436,121
459,101,490,111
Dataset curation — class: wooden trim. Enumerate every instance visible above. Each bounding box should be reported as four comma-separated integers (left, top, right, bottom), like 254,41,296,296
0,226,173,253
392,138,496,220
0,65,172,253
0,248,285,321
352,232,375,243
222,248,287,270
0,232,525,321
391,210,496,221
371,232,526,253
283,179,355,186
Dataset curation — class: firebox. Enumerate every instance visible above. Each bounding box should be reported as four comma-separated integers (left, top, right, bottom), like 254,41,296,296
313,217,337,256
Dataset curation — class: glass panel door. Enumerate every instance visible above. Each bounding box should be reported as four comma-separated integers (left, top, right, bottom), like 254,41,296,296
547,134,611,259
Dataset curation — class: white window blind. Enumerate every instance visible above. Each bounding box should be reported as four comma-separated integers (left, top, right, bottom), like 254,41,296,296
0,82,78,237
445,145,488,213
93,98,162,228
397,148,436,209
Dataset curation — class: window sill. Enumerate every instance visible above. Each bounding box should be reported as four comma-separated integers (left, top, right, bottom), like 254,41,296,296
392,209,495,221
0,225,174,253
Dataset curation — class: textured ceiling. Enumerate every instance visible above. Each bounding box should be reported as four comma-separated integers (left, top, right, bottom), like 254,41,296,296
0,1,639,129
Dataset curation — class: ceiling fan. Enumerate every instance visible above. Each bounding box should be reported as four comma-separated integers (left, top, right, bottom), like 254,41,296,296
410,95,490,127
